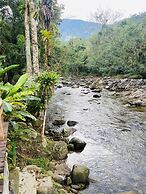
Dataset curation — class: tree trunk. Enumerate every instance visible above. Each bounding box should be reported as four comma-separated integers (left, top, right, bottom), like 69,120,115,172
44,39,50,70
29,0,39,75
25,0,32,76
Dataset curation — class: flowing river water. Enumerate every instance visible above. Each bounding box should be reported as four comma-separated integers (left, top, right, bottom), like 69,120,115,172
47,85,146,194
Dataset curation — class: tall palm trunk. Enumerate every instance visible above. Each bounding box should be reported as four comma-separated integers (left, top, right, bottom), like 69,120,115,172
24,0,32,76
29,0,39,75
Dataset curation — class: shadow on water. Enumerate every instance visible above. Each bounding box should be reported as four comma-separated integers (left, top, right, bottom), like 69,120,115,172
47,86,146,194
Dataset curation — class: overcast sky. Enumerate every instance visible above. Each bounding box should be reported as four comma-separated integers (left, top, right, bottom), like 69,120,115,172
58,0,146,21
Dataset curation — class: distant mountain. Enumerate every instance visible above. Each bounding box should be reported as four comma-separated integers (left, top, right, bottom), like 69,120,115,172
59,19,102,40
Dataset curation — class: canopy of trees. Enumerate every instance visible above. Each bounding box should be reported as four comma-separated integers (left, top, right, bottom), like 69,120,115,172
60,13,146,78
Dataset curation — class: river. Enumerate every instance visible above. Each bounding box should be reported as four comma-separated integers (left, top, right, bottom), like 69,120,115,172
47,86,146,194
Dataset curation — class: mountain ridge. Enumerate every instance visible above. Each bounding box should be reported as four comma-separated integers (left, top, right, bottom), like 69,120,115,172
59,19,102,40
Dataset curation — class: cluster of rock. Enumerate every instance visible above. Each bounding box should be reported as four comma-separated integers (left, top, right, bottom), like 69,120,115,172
104,78,146,107
86,77,146,108
10,163,90,194
97,192,142,194
46,118,87,153
59,76,146,108
44,117,89,193
58,76,100,89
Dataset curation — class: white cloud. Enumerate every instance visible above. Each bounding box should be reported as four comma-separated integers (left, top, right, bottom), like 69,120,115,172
58,0,146,20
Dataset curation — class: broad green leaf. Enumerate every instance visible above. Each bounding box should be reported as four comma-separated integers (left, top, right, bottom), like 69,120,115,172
8,74,28,96
12,112,26,121
3,101,12,113
11,102,25,108
0,65,19,76
16,111,36,121
0,83,13,92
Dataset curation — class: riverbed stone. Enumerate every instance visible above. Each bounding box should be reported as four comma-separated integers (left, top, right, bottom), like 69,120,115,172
53,174,65,185
69,137,86,152
128,100,144,107
52,119,66,126
71,165,90,184
53,141,68,160
58,188,68,194
65,176,72,186
62,127,77,137
70,188,78,194
93,94,101,98
67,121,78,127
57,84,63,88
68,143,75,151
72,84,79,88
71,184,82,190
83,91,89,94
66,92,71,95
117,192,136,194
92,88,102,93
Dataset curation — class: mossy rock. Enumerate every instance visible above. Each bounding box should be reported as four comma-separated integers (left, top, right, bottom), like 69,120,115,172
71,165,89,185
52,141,68,160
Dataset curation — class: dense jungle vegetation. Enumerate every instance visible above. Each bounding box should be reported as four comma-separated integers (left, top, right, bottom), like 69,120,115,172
0,0,146,169
62,13,146,77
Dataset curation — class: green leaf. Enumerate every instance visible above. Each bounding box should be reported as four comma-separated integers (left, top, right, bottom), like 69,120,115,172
16,111,36,121
0,65,19,76
12,112,26,121
24,96,41,101
0,83,13,92
3,101,12,113
8,74,28,96
10,121,19,130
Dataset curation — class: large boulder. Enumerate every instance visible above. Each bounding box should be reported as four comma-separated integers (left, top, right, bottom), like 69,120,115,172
71,165,90,185
53,141,68,160
69,137,86,152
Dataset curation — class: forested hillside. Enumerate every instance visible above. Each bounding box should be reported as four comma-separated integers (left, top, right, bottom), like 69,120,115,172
61,12,146,78
59,19,102,40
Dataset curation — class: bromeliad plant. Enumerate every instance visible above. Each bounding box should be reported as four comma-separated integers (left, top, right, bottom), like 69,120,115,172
37,71,59,138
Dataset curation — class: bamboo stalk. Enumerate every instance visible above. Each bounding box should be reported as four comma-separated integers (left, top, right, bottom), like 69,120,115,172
0,98,4,141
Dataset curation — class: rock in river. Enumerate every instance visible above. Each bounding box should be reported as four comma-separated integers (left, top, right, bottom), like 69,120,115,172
52,119,66,126
62,127,77,137
117,192,136,194
93,94,101,98
57,84,63,88
128,100,144,107
67,121,78,127
71,165,90,185
69,137,86,152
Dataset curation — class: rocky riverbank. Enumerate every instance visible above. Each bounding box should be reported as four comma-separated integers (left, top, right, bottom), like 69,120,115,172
60,76,146,108
9,131,90,194
9,76,146,194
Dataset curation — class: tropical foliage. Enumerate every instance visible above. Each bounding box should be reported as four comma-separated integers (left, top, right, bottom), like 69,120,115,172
60,13,146,78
